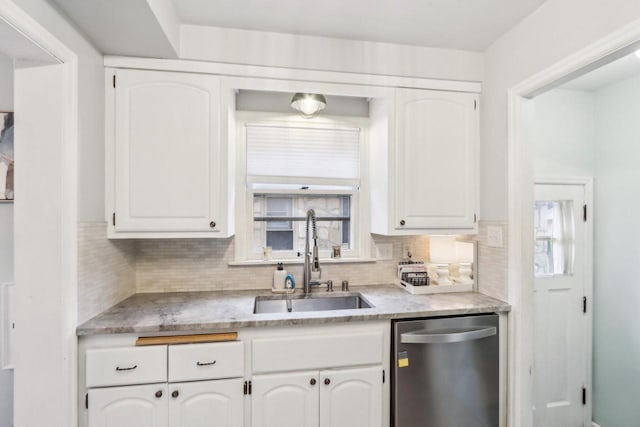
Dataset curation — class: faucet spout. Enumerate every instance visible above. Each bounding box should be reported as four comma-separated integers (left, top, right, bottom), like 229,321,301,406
303,209,322,293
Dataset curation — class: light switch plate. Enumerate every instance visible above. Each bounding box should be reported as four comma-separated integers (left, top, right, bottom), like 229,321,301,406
487,226,504,248
376,243,393,260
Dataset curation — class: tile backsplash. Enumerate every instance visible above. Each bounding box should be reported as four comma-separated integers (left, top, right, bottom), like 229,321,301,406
136,234,430,292
78,221,509,318
78,223,136,323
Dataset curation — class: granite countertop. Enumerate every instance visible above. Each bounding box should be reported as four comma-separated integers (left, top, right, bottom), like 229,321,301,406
76,284,511,336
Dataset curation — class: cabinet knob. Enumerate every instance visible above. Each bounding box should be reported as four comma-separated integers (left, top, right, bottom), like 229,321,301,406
155,390,163,398
209,221,216,229
172,390,179,399
400,220,406,226
310,378,316,386
324,378,331,385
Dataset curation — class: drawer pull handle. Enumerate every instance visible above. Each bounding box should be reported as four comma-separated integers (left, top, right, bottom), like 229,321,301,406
155,390,163,398
196,360,217,366
115,365,138,371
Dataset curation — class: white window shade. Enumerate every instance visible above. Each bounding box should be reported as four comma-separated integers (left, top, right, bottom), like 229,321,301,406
246,123,360,182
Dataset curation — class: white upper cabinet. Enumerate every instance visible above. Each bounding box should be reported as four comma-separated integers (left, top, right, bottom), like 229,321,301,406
370,88,479,234
107,68,235,238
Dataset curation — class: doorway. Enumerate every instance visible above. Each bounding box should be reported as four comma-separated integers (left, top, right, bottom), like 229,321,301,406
508,20,640,427
0,4,79,426
532,182,592,427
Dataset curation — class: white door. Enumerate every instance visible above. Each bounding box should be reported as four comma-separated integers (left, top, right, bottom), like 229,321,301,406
394,88,478,230
319,366,382,427
114,69,221,233
169,378,243,427
251,371,319,427
533,183,589,427
88,383,168,427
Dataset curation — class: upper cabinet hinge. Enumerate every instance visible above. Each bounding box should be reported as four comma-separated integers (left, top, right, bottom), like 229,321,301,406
583,204,587,222
112,74,116,88
112,212,116,226
583,296,587,314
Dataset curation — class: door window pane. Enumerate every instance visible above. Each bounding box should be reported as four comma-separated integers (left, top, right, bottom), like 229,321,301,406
534,200,575,277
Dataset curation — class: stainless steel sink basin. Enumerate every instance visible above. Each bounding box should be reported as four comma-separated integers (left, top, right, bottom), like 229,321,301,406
253,293,373,314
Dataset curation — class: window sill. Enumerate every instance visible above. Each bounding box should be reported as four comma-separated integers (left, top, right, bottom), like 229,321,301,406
228,258,377,267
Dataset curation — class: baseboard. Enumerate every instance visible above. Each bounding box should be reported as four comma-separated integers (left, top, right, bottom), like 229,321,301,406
592,422,601,427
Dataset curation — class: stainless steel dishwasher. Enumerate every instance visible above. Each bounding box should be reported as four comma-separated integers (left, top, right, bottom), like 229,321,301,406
392,314,499,427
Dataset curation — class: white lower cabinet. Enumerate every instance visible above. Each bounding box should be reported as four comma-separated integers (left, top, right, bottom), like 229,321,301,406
169,378,244,427
252,367,383,427
88,383,169,427
320,366,382,427
251,370,319,427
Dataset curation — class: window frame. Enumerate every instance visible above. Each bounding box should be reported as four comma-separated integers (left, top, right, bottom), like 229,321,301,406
234,111,371,263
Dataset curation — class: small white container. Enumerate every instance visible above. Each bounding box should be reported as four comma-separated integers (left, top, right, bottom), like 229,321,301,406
273,263,287,290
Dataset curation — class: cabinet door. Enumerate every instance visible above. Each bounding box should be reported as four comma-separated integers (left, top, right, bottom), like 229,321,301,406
88,383,168,427
169,378,243,427
114,69,221,233
252,371,319,427
319,366,382,427
395,88,478,230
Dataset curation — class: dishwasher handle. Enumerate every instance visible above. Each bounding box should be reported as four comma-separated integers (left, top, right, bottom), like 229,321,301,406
400,326,496,344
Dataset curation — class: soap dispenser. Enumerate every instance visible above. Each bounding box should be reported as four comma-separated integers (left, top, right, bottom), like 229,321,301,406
273,262,287,290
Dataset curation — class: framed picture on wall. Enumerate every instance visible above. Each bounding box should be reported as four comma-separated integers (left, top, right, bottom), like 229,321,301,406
0,112,14,201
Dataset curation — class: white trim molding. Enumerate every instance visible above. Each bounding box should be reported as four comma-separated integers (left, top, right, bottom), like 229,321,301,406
104,55,482,93
0,2,80,427
507,16,640,427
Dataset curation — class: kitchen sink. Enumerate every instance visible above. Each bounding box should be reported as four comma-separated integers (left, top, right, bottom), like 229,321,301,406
253,293,373,314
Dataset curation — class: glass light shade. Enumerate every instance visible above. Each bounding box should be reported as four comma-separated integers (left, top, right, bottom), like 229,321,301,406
456,241,474,263
290,93,327,118
635,49,640,59
429,236,457,264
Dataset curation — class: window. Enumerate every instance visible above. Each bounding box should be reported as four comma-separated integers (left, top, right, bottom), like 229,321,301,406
235,112,369,262
533,200,575,277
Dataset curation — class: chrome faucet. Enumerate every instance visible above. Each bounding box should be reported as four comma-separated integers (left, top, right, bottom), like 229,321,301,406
303,209,323,293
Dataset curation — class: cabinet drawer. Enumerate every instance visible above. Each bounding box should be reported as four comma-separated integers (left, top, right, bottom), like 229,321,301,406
252,331,383,374
86,345,167,388
168,341,244,382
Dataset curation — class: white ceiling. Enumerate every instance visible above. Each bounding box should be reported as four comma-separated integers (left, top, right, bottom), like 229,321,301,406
49,0,548,58
171,0,547,51
561,52,640,92
0,18,57,63
51,0,180,58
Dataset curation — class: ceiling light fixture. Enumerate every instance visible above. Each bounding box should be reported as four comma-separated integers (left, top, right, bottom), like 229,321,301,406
290,93,327,118
635,49,640,59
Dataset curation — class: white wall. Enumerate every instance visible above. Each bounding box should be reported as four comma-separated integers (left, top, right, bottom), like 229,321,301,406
591,73,640,426
482,0,640,221
533,89,595,177
0,49,13,427
15,0,105,222
180,25,484,82
3,1,105,426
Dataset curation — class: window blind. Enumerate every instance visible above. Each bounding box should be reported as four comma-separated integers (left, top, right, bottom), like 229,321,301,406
246,123,360,182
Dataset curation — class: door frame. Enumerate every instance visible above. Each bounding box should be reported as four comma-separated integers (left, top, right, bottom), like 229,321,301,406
534,177,594,426
0,2,79,427
507,17,640,427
